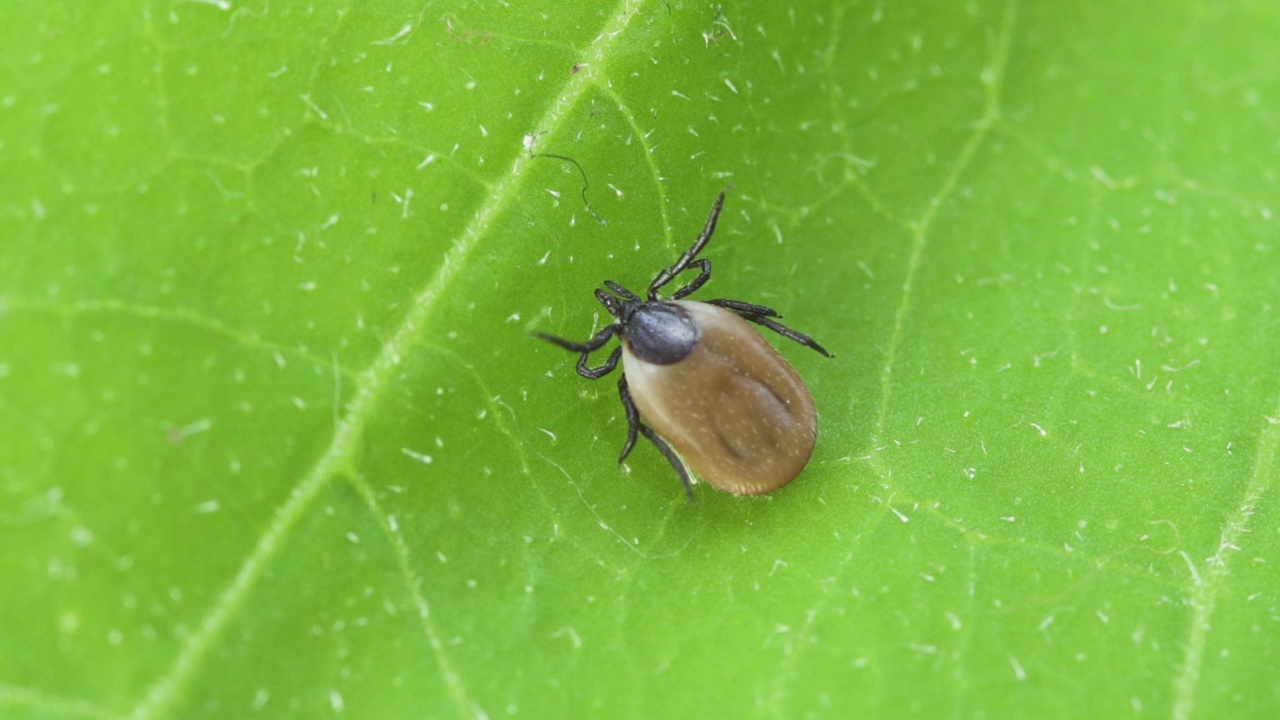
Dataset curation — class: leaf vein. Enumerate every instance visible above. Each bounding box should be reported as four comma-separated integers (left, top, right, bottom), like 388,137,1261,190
1171,410,1280,720
867,0,1016,472
124,1,651,717
4,296,359,380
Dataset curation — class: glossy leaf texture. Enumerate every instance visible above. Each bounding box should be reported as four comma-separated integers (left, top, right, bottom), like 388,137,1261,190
2,1,1278,718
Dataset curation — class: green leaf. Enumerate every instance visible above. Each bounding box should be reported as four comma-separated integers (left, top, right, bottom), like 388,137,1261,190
4,1,1279,718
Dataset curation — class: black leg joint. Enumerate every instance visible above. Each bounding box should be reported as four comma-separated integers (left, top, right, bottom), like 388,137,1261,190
669,259,712,300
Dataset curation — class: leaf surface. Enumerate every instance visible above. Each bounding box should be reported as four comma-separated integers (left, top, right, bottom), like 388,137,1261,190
2,1,1278,718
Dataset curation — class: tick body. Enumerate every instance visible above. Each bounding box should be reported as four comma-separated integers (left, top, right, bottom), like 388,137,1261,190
538,191,831,499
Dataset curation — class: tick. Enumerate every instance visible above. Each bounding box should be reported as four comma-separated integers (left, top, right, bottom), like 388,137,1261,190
537,190,832,500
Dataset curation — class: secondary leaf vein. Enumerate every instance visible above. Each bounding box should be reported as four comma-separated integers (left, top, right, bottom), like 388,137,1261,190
867,0,1016,471
1171,410,1280,720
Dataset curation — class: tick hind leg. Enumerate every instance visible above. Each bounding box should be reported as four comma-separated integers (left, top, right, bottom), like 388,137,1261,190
618,375,695,502
706,298,833,357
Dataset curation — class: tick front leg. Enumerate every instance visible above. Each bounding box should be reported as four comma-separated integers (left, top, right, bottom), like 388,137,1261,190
668,258,712,300
535,325,622,379
647,190,727,300
576,346,621,380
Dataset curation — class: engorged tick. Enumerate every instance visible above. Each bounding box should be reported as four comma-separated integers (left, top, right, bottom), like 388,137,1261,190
537,190,832,500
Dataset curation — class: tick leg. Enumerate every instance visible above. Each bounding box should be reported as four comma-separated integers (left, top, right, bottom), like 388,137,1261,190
536,324,616,354
705,298,781,318
751,316,832,357
647,190,727,300
603,280,642,302
617,375,640,464
668,259,711,300
639,425,696,503
717,304,834,358
575,346,622,379
536,325,623,379
618,375,696,502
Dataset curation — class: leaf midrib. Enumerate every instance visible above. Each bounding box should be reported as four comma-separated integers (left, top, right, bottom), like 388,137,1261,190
122,1,648,717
